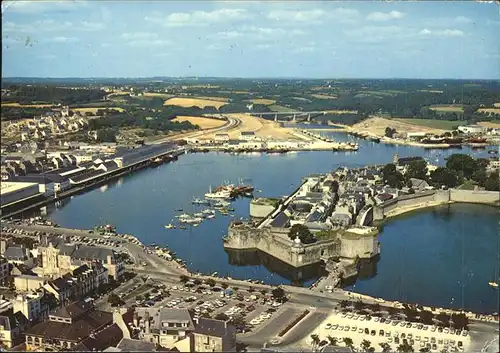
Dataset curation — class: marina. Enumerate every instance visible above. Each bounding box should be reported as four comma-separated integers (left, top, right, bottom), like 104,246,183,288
30,132,499,313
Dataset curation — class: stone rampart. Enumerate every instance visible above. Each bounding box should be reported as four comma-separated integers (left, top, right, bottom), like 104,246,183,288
449,189,500,205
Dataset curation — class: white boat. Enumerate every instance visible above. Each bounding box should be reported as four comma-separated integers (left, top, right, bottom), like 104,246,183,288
176,214,191,219
192,198,210,205
205,185,232,199
179,217,203,224
193,212,205,218
202,209,215,215
489,281,498,288
206,214,216,219
164,224,176,229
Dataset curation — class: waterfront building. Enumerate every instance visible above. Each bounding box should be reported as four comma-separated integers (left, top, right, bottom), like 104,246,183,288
193,317,237,352
0,256,10,285
13,274,48,292
457,125,488,134
215,133,230,142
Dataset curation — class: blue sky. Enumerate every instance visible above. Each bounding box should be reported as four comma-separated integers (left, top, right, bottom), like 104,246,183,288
2,1,499,79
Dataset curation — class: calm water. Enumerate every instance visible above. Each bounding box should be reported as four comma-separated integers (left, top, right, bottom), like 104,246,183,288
38,131,499,312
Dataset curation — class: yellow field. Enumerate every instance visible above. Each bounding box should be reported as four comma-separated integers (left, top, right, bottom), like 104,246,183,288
248,98,276,105
190,96,230,102
311,94,338,100
477,108,500,114
142,93,173,99
429,105,464,112
164,97,227,109
1,102,54,108
494,103,500,108
352,116,448,137
171,116,227,129
72,107,125,114
477,121,500,128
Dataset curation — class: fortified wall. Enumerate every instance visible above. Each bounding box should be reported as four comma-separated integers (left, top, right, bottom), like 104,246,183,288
224,221,379,268
373,189,500,221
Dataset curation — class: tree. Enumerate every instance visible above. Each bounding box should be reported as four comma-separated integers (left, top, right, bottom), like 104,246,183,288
288,224,316,244
451,313,469,330
247,286,255,293
205,278,216,287
471,169,488,186
179,275,190,283
107,293,124,307
260,289,268,296
230,314,247,330
135,295,143,301
419,310,434,325
436,312,450,325
343,337,354,349
361,339,372,352
354,300,365,311
327,336,338,346
446,154,477,179
385,127,396,138
214,313,229,321
271,287,286,302
382,163,405,188
193,278,202,286
484,172,499,191
406,160,428,180
310,334,321,348
397,342,414,353
420,348,430,352
221,283,229,289
380,343,392,353
430,167,458,188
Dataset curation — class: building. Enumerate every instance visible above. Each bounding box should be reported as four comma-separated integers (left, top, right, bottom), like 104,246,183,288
0,181,42,207
214,133,230,142
0,310,29,348
13,275,48,292
37,238,124,280
239,131,257,141
0,256,10,285
12,293,43,322
134,308,194,349
2,245,33,266
193,317,237,352
457,125,488,134
25,301,113,351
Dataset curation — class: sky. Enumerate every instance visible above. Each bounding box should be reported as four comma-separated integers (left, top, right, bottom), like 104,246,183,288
2,0,500,79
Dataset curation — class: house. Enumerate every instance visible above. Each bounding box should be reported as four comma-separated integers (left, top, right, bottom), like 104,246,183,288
193,317,237,352
44,276,74,304
0,310,29,348
3,245,33,266
70,322,126,352
114,338,157,351
457,125,487,134
25,301,113,351
134,308,195,349
240,131,257,141
375,193,394,204
409,178,430,191
214,133,230,142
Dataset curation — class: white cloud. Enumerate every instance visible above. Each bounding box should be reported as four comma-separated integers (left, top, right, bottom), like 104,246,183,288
2,0,88,14
122,32,159,40
52,36,79,43
292,46,316,54
419,28,464,37
3,19,104,33
37,54,57,60
146,8,251,27
367,11,405,21
267,9,326,22
266,8,359,23
255,44,271,50
217,31,243,39
121,32,171,46
344,25,405,43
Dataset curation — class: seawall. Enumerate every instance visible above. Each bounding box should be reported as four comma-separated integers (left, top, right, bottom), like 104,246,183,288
373,189,500,221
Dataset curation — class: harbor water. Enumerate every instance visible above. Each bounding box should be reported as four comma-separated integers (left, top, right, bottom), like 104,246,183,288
40,132,499,313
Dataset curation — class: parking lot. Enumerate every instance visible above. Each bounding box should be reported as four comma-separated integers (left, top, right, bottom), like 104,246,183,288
308,311,470,352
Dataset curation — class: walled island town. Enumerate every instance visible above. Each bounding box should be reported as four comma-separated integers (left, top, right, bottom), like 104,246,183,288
1,1,500,353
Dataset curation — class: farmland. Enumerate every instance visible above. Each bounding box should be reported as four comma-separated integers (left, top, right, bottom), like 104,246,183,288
171,116,226,130
249,98,276,105
428,104,464,112
164,97,227,109
311,94,338,100
392,118,460,130
268,104,296,112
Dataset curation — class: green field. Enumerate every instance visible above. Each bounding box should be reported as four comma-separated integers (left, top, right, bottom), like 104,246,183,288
393,118,462,130
268,104,296,112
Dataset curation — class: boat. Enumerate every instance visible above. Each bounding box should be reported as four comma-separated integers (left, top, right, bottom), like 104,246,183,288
489,282,498,288
179,225,187,230
206,214,216,219
192,198,210,205
205,185,232,199
179,217,203,224
164,224,176,229
488,149,498,154
193,212,205,218
176,214,191,219
175,208,183,212
201,209,215,215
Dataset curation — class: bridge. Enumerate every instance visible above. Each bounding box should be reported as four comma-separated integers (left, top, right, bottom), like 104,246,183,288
250,111,328,123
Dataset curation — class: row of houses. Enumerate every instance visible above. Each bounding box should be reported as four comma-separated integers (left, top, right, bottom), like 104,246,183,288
22,300,237,352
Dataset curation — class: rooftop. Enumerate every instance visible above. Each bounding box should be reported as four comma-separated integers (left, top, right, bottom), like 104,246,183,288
0,182,38,195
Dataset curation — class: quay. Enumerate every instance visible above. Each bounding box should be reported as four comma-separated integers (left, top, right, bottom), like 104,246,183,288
0,143,185,219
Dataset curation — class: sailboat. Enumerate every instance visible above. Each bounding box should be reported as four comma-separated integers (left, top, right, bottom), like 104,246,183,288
165,223,176,229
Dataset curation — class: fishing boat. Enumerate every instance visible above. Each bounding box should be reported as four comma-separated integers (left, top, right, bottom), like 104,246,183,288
193,212,205,218
206,214,216,219
205,185,232,199
179,217,203,224
164,224,176,229
176,214,191,219
201,209,215,215
488,281,498,288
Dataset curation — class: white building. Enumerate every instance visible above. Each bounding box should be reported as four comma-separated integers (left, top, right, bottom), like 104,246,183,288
12,292,43,322
457,125,487,134
215,133,230,142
